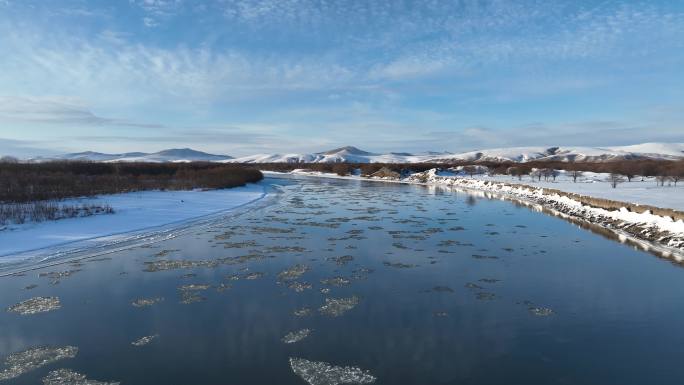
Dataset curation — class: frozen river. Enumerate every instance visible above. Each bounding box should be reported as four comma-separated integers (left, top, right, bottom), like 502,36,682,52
2,175,684,384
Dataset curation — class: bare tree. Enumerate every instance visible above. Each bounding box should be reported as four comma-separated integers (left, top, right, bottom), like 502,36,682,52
0,155,19,163
462,165,479,178
569,170,583,183
507,167,524,181
608,173,625,188
666,162,684,187
614,161,638,182
656,174,670,187
550,169,559,182
530,169,542,182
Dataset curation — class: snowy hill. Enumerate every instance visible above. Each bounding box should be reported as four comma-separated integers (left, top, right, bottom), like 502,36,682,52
33,148,233,163
228,143,684,164
27,143,684,164
433,143,684,163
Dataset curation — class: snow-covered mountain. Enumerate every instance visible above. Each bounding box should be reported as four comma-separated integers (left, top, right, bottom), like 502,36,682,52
431,143,684,163
32,148,233,163
227,143,684,164
27,143,684,164
227,146,444,163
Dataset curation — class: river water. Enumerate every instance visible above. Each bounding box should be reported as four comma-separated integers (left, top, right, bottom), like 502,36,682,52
1,175,684,384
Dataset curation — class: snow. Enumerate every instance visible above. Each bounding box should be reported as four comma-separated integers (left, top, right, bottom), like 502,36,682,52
227,142,684,163
0,183,266,260
458,171,684,211
31,148,233,163
26,142,684,164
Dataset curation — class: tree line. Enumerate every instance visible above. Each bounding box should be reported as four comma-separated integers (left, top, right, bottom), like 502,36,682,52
250,158,684,184
0,161,263,203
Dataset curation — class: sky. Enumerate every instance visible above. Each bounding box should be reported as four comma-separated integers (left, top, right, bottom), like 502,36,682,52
0,0,683,157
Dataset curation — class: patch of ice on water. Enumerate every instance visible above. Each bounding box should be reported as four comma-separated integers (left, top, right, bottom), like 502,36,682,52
41,369,119,385
131,297,163,308
289,357,376,385
0,345,77,381
131,334,159,347
529,306,554,316
7,296,61,315
281,329,312,344
318,296,360,317
278,264,311,281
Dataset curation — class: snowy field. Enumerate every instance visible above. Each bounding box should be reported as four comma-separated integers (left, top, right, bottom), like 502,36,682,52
457,171,684,211
0,183,266,258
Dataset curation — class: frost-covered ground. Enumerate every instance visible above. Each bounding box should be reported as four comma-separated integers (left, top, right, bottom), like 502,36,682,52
0,184,265,258
457,171,684,211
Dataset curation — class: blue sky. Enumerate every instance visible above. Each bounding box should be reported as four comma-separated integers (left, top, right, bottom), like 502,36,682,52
0,0,683,156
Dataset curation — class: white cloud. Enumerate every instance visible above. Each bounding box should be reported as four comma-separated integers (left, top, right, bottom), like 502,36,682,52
142,17,159,27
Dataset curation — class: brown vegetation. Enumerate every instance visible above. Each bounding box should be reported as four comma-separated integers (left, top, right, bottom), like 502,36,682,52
252,158,684,187
0,161,263,203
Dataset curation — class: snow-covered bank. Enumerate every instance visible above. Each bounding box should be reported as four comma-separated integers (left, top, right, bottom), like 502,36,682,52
460,172,684,211
406,170,684,249
0,184,266,259
265,170,684,256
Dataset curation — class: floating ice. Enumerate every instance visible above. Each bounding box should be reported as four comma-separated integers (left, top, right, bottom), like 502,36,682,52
464,283,483,290
529,307,554,316
320,277,351,287
289,357,376,385
7,296,61,315
153,249,179,257
178,284,210,304
131,334,158,346
287,281,313,292
243,272,265,280
216,283,232,292
0,345,77,381
41,369,119,385
179,284,211,291
476,292,496,300
144,259,217,272
278,264,310,281
131,297,163,308
478,278,501,283
327,255,354,266
383,261,416,269
39,269,81,284
282,329,312,344
318,296,360,317
293,307,312,317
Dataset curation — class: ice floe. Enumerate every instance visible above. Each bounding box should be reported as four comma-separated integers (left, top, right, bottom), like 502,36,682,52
0,345,77,381
41,369,119,385
289,357,376,385
131,334,159,346
7,296,61,315
318,296,360,317
281,329,312,344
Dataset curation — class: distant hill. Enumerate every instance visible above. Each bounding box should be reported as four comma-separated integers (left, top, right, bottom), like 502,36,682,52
26,143,684,164
31,148,233,163
228,143,684,163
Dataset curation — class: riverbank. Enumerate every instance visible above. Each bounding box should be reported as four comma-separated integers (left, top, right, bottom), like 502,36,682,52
0,183,266,259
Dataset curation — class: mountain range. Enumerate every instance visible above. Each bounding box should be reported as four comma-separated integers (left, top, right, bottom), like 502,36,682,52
28,143,684,164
